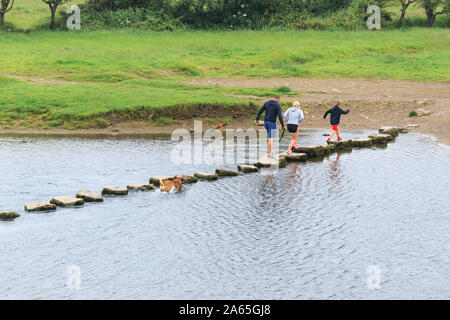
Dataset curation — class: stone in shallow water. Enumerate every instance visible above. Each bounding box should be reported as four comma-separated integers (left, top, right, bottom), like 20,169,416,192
379,126,401,137
50,196,84,207
127,184,156,191
255,154,287,168
176,175,198,184
280,152,307,161
102,186,128,195
293,145,326,157
368,133,393,144
238,164,259,173
215,168,239,177
352,138,373,148
149,176,175,186
0,211,20,221
76,190,104,202
25,202,57,212
329,139,353,150
194,172,219,181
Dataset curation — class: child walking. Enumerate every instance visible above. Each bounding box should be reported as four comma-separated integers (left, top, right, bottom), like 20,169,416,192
283,101,304,154
323,101,349,144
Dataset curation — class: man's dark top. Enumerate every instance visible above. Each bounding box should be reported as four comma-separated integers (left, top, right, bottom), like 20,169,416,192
256,100,284,126
323,105,350,125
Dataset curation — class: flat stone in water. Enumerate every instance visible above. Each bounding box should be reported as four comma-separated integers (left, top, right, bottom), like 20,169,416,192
176,175,198,184
352,138,373,148
293,145,327,157
280,152,307,161
194,172,219,181
215,168,239,177
329,139,353,150
369,134,393,144
0,211,20,221
50,196,84,207
149,176,175,186
238,164,259,173
379,126,401,137
25,202,57,212
102,186,129,195
76,190,104,202
127,184,156,191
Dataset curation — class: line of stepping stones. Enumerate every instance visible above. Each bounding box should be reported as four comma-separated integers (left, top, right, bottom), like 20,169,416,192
1,126,406,221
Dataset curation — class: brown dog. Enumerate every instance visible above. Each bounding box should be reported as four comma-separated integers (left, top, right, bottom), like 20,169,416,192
159,177,184,192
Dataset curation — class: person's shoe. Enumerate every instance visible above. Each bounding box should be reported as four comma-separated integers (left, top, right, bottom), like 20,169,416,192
286,149,292,154
326,139,330,145
337,137,342,141
294,144,301,149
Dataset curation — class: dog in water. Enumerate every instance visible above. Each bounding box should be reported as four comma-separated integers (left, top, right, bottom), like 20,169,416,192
159,177,184,192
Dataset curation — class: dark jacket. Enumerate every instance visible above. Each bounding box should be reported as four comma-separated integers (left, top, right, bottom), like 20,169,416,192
323,105,349,125
256,100,284,126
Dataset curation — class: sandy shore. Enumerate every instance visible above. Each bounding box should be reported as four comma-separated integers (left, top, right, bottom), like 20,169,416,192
1,78,448,145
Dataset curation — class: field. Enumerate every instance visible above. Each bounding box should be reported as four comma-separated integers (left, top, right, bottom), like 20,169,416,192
0,27,449,130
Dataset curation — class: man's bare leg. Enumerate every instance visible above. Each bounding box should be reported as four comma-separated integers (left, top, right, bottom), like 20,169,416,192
328,130,336,140
268,138,273,157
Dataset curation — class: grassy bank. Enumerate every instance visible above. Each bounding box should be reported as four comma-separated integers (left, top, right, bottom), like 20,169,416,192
0,28,449,129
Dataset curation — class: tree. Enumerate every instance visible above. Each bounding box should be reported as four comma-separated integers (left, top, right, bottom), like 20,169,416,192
398,0,417,25
42,0,65,29
0,0,14,27
421,0,449,26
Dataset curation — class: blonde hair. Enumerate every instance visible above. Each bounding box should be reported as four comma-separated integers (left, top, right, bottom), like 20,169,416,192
293,101,301,108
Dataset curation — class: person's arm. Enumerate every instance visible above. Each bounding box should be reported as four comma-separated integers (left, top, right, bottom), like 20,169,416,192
298,110,304,124
323,108,331,119
256,103,266,122
339,107,350,114
277,105,285,127
283,108,290,122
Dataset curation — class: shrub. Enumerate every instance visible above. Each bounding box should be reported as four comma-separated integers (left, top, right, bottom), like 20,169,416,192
409,110,418,117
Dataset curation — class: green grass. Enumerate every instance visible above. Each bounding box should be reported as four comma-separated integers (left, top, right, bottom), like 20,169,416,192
0,28,449,128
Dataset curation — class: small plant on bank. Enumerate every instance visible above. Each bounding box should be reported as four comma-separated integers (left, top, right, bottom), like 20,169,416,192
409,110,418,117
154,117,175,126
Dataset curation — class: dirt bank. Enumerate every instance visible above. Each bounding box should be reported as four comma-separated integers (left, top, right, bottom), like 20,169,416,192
1,78,449,145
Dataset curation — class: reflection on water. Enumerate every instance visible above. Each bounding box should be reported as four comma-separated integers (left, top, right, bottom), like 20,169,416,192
0,130,449,299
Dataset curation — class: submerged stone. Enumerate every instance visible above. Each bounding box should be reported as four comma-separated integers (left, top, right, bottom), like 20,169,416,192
50,196,84,207
238,164,259,173
0,211,20,221
25,202,57,212
149,176,175,186
102,186,129,195
76,190,104,202
194,172,219,181
127,184,156,191
215,168,239,177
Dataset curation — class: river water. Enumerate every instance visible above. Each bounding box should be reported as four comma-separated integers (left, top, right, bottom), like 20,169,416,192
0,129,449,299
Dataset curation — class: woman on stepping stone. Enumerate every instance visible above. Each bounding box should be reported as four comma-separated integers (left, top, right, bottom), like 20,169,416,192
283,101,304,154
323,101,350,144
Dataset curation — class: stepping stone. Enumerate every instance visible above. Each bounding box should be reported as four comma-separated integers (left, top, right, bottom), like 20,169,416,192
352,138,373,148
407,124,419,128
379,126,401,137
280,152,307,161
368,134,393,144
254,154,287,168
329,139,353,150
50,196,84,207
25,202,57,212
324,144,336,154
238,164,259,173
0,211,20,221
127,184,156,191
149,176,175,187
215,168,239,177
176,174,198,184
76,190,104,202
102,186,128,195
194,172,219,181
293,145,327,157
